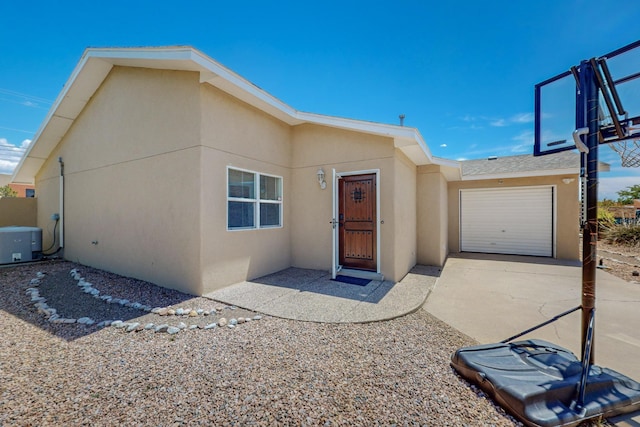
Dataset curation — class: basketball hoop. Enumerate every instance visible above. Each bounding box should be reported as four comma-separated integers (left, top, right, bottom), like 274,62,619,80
609,138,640,167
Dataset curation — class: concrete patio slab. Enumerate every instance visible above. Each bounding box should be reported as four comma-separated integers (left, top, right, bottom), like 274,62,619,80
423,253,640,381
205,266,440,323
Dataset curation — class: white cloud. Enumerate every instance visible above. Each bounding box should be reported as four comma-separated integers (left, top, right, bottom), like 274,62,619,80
440,143,447,148
510,144,531,153
599,175,640,200
509,130,534,153
0,138,27,175
510,113,535,124
487,112,535,127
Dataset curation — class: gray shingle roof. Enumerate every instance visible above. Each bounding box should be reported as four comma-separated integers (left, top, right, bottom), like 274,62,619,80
461,151,580,177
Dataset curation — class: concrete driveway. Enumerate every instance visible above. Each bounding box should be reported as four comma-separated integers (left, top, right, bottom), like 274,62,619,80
423,253,640,382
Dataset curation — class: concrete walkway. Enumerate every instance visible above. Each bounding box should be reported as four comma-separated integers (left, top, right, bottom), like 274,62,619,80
205,265,440,323
423,253,640,382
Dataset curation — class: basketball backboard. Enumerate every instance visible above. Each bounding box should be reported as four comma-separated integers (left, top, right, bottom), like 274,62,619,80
534,40,640,156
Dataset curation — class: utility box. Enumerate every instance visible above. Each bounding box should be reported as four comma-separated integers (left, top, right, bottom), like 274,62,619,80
0,226,43,264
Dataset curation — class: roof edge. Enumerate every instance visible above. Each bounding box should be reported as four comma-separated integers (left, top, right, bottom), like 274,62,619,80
13,46,439,182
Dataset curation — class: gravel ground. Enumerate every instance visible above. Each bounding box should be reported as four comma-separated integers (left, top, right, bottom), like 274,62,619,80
597,240,640,283
0,260,610,426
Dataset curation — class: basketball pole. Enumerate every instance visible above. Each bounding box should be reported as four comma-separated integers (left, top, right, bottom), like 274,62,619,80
581,60,599,365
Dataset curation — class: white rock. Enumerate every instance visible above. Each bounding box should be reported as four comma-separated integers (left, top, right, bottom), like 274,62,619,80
167,326,180,335
229,318,238,326
196,309,204,315
111,320,125,328
154,324,169,333
62,318,76,324
126,322,140,332
144,323,155,330
204,323,217,330
177,322,187,330
189,325,198,330
30,278,40,285
227,324,235,329
175,308,185,315
253,315,262,321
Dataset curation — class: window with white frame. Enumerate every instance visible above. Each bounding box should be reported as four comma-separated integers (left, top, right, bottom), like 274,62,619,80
227,167,282,230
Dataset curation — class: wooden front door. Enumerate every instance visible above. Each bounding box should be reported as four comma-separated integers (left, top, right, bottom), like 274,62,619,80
338,174,377,271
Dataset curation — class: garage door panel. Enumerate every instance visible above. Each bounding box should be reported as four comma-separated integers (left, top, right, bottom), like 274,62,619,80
460,187,553,257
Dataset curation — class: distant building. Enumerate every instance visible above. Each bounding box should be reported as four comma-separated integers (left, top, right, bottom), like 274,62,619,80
609,200,640,225
0,174,35,197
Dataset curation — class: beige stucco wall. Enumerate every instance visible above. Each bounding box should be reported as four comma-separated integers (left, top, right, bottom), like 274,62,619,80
290,124,413,282
199,85,292,293
417,165,448,266
392,150,417,279
36,66,203,294
27,63,461,294
447,175,580,260
0,197,37,227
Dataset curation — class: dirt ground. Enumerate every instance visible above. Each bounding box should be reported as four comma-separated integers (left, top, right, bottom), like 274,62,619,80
594,240,640,283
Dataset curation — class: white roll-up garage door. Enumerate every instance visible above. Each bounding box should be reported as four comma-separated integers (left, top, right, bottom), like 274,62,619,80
460,186,554,257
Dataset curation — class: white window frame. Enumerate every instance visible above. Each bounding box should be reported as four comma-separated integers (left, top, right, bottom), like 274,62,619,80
227,166,283,231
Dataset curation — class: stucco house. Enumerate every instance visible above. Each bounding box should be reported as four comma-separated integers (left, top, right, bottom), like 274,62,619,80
12,47,587,296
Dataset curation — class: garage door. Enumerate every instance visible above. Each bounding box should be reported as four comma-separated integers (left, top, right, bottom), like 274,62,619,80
460,187,554,257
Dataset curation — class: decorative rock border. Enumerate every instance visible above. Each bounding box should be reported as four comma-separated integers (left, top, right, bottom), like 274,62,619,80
26,269,262,335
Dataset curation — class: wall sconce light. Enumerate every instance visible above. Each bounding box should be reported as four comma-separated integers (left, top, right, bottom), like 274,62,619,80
562,178,575,184
317,168,326,190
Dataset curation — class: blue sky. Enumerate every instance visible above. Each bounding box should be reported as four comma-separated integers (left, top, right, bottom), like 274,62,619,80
1,0,638,199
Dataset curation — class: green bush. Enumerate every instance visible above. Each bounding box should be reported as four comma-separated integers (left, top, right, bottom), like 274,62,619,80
603,224,640,247
0,185,17,198
597,208,616,231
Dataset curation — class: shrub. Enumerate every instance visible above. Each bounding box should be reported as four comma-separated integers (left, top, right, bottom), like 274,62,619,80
0,185,17,198
603,224,640,247
597,208,616,232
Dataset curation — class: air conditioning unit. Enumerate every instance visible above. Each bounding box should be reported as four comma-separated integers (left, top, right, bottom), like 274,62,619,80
0,226,43,264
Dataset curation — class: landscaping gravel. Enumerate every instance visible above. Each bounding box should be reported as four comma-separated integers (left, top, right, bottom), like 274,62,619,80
597,240,640,284
0,260,545,425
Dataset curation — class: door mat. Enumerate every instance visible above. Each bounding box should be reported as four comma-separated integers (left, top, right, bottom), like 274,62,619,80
332,275,371,286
